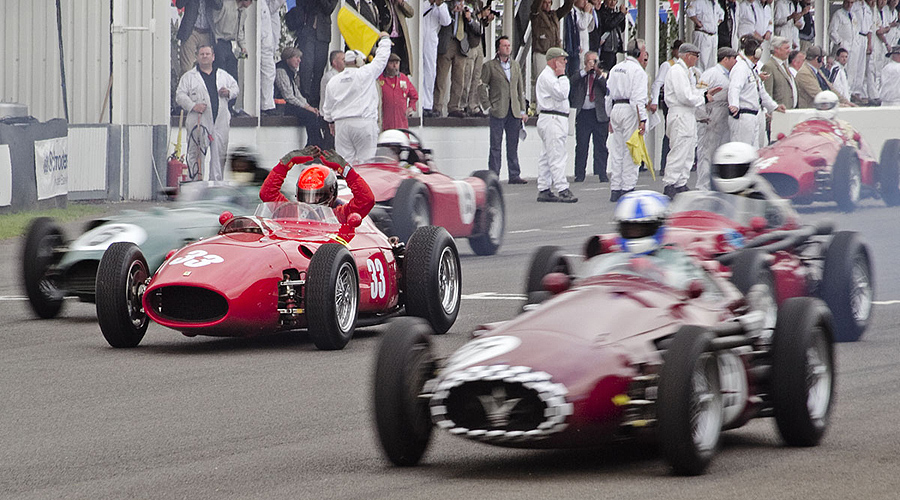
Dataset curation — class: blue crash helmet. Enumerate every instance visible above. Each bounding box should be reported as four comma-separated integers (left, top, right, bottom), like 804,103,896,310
614,190,670,255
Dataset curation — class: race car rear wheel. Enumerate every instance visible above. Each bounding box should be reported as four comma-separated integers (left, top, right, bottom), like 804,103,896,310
523,246,571,310
22,217,66,319
728,249,777,331
771,297,834,447
821,231,873,342
392,178,431,244
96,242,150,348
306,243,359,350
373,317,436,466
468,170,505,256
832,146,861,212
658,325,723,476
877,138,900,206
404,226,460,334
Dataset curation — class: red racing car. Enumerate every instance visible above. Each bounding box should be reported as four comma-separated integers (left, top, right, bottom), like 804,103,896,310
341,131,505,255
757,119,900,211
660,190,873,342
373,243,836,475
94,201,461,350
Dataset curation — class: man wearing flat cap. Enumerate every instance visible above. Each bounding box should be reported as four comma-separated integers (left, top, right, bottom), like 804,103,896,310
881,45,900,105
662,42,722,199
536,47,578,203
696,47,738,190
378,52,419,130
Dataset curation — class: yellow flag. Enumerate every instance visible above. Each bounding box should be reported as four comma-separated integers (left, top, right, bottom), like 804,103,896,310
626,128,655,180
337,2,381,59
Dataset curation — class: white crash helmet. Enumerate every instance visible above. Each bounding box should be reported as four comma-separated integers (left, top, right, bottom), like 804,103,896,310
813,90,839,120
614,190,670,255
712,142,759,194
377,129,411,163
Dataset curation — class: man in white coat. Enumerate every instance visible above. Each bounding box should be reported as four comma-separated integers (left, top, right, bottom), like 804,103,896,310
881,45,900,105
830,48,853,101
259,0,286,114
774,0,806,49
727,37,784,147
605,38,649,203
176,44,240,182
322,35,392,164
662,43,722,199
687,0,724,71
697,47,738,191
421,0,452,116
536,47,577,203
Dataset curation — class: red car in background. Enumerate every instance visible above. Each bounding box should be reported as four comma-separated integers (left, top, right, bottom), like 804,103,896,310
757,119,900,211
340,132,505,256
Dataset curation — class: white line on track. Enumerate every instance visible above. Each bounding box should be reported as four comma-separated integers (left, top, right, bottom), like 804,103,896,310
508,229,541,234
562,224,592,229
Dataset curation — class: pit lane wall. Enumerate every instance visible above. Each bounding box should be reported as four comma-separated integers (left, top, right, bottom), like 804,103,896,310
771,106,900,157
231,119,580,182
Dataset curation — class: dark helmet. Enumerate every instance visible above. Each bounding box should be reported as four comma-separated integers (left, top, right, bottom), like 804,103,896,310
229,146,258,173
296,164,337,205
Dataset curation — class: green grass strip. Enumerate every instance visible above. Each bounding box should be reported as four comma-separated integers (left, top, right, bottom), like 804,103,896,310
0,204,106,240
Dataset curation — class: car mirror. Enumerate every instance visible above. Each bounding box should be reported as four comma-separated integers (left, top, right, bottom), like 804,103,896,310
542,272,571,295
685,279,704,299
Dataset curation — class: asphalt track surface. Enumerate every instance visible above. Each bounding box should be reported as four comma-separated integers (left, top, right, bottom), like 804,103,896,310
2,173,899,499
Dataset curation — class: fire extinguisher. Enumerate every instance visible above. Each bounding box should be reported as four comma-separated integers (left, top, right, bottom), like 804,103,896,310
167,110,189,188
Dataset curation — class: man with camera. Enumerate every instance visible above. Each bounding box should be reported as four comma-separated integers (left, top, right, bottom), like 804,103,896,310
569,51,608,183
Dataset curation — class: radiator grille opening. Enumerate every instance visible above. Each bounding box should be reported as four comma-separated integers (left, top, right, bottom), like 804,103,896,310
148,286,228,323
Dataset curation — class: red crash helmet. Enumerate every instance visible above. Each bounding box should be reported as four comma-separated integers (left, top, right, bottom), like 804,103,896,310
296,164,337,205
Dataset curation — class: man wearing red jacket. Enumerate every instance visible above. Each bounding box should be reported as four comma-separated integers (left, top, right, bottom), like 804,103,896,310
259,146,375,223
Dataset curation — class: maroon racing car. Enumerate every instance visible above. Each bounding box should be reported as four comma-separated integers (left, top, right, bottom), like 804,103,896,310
94,201,461,350
758,118,900,211
373,245,836,475
341,132,505,255
661,190,874,342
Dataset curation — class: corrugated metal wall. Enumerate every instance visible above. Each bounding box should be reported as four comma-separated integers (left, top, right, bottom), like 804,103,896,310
1,0,169,126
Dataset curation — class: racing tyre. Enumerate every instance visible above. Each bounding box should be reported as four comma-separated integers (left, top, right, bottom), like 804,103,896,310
877,138,900,206
306,243,359,350
771,297,835,446
392,178,431,244
728,249,778,330
658,325,723,476
523,246,571,310
467,170,505,256
404,226,460,334
22,217,66,319
832,146,861,212
821,231,873,342
96,242,150,348
373,317,436,466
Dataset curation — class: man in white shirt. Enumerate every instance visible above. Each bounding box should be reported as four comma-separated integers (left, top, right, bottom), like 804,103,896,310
322,35,392,164
536,47,577,203
774,0,806,49
851,0,873,102
421,0,452,116
605,39,650,202
727,37,785,147
881,45,900,105
885,0,900,48
687,0,724,71
662,43,722,198
831,48,852,100
862,0,883,103
649,41,683,176
697,47,738,191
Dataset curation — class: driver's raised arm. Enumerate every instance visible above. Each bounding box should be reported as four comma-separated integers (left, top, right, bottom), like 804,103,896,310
319,150,375,222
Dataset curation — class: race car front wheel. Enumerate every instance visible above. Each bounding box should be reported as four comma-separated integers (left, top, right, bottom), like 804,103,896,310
821,231,873,342
468,170,505,256
96,242,150,348
523,246,571,311
658,325,723,476
306,243,359,350
404,226,460,334
728,249,778,332
832,146,861,212
392,179,431,245
771,297,835,447
373,317,436,466
22,217,66,319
